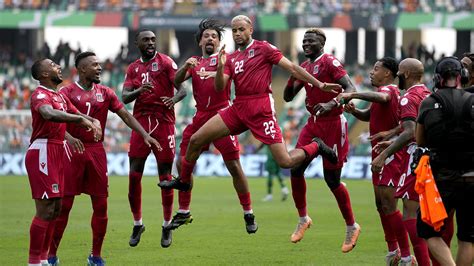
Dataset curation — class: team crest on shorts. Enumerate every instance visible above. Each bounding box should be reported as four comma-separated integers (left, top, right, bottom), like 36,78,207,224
52,184,59,193
152,62,159,72
96,93,104,102
313,65,319,74
248,49,255,58
210,57,217,66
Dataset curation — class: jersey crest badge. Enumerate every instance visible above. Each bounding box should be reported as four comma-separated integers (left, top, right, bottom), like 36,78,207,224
52,184,59,193
313,65,319,74
96,93,104,102
248,49,255,58
37,92,46,99
210,57,217,66
152,62,159,72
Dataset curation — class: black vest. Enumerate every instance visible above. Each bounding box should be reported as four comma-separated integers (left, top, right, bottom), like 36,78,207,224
424,88,474,168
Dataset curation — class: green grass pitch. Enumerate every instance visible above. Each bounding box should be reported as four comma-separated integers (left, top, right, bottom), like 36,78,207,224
0,175,456,265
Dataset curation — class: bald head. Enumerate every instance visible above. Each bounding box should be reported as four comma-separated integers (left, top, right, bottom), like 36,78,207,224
399,58,424,78
231,15,252,26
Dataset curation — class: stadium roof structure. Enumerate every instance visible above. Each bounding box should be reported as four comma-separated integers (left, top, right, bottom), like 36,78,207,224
0,10,473,30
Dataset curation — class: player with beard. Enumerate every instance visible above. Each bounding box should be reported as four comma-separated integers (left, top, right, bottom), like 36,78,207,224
372,58,431,266
26,58,100,266
46,52,160,266
339,57,413,264
159,16,341,233
122,29,186,248
169,19,257,233
283,28,360,252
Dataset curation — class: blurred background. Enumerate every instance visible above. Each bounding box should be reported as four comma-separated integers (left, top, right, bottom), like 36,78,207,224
0,0,472,177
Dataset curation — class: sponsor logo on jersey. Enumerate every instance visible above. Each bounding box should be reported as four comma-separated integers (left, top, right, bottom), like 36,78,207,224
249,49,255,58
313,65,319,74
210,57,217,66
37,92,46,99
152,62,159,72
96,93,104,102
77,96,81,101
332,59,341,67
135,67,139,73
52,184,59,193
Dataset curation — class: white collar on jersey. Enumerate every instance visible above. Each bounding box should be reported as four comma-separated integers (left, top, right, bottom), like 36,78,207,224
75,81,95,91
238,39,254,52
140,51,158,63
312,53,326,63
38,85,56,92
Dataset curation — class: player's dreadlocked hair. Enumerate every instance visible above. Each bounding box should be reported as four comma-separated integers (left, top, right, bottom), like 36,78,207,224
195,18,226,45
75,51,96,68
305,28,326,44
379,57,399,78
31,58,47,81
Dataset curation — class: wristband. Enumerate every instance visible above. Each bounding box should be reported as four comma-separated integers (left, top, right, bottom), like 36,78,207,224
332,97,341,108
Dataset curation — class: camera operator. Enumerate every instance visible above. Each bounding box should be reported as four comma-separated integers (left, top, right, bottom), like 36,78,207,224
415,57,474,266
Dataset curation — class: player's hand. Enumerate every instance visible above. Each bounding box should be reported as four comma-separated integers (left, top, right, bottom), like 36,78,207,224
343,101,356,113
313,102,334,117
337,92,353,104
161,96,176,109
139,82,153,93
319,82,342,93
373,140,392,154
91,119,102,142
144,135,162,151
217,44,226,66
196,70,216,79
369,131,392,142
185,57,198,69
371,154,386,174
67,136,85,154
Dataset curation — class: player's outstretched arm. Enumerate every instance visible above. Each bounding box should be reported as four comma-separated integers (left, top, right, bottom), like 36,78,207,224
215,45,229,91
174,57,197,87
372,120,415,173
277,57,341,93
339,91,391,104
38,104,97,136
368,124,402,142
283,76,304,102
116,107,162,151
344,101,370,122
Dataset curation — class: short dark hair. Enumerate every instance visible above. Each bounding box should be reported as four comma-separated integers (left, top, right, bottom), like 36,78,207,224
305,28,326,43
135,29,154,41
75,51,96,68
31,58,47,81
379,57,398,78
195,18,226,45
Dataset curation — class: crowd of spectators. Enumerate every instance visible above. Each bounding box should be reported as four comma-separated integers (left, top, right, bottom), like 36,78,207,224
1,0,472,14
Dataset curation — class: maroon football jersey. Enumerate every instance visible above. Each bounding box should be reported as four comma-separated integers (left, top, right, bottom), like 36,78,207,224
300,53,346,117
60,82,123,143
369,84,400,146
123,52,178,122
223,39,283,98
399,84,431,141
30,86,78,143
189,53,231,111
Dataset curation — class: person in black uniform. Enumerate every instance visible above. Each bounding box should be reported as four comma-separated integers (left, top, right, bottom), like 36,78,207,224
415,57,474,266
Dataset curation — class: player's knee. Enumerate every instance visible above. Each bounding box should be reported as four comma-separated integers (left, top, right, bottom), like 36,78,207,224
324,177,340,190
189,134,206,149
